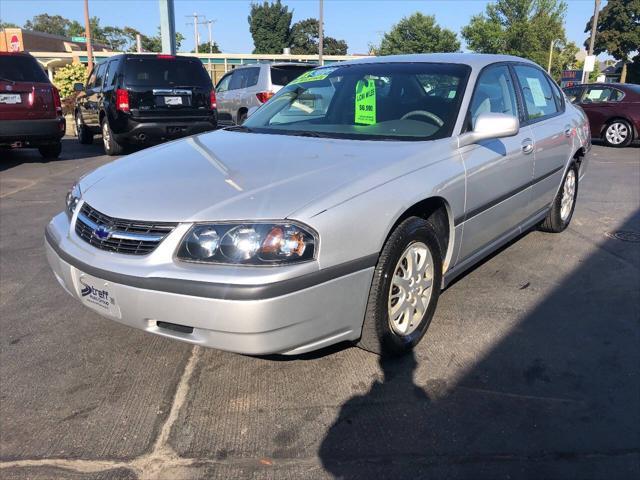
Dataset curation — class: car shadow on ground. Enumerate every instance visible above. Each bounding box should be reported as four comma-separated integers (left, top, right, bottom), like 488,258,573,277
0,137,105,172
318,210,640,479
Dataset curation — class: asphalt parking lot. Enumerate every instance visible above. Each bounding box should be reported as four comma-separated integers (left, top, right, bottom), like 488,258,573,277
0,137,638,479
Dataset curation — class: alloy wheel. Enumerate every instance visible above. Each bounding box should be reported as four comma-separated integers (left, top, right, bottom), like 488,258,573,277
388,242,434,336
102,122,110,151
560,169,576,221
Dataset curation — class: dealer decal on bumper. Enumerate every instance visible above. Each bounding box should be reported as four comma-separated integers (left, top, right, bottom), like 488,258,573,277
75,272,121,318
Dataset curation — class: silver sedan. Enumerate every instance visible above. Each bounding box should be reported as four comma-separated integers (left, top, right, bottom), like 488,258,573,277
46,54,591,356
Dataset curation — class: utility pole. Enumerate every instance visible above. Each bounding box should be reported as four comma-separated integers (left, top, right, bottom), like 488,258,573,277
547,39,560,74
206,20,216,53
584,0,601,84
186,13,206,53
83,0,94,71
318,0,324,65
159,0,176,55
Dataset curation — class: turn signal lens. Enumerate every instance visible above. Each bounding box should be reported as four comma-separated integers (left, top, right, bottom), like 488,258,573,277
176,222,316,265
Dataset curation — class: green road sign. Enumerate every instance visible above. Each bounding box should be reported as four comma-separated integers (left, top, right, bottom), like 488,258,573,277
71,36,87,43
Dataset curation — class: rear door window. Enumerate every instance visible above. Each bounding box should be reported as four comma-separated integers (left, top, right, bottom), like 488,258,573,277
270,65,314,86
583,86,622,103
124,57,211,87
0,55,49,83
513,65,559,121
229,67,260,90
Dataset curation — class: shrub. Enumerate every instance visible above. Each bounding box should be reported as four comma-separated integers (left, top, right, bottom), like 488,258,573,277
53,63,87,99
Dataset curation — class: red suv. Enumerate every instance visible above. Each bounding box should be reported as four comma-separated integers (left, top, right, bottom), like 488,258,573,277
0,52,65,158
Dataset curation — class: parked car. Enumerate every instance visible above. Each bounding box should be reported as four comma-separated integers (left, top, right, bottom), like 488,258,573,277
46,54,590,357
215,62,315,125
74,54,217,155
0,52,65,158
563,82,639,147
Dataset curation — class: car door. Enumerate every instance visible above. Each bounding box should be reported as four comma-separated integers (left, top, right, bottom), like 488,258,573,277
85,62,106,128
457,64,535,262
78,66,97,127
215,72,234,123
512,65,573,213
577,85,623,138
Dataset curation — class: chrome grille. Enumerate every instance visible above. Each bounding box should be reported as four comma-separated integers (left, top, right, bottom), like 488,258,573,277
75,203,177,255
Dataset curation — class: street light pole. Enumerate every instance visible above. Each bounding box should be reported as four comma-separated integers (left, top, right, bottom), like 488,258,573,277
83,0,94,71
318,0,324,65
584,0,601,84
159,0,176,55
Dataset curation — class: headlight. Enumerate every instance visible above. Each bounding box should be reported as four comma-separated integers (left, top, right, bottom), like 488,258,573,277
177,222,317,265
65,182,81,218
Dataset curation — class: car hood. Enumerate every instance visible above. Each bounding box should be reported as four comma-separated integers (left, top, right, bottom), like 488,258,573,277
79,130,437,222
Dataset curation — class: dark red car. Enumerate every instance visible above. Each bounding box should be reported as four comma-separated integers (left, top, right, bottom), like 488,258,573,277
0,52,65,158
563,83,640,148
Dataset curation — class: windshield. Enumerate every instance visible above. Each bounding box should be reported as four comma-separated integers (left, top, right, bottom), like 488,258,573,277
243,62,470,141
124,57,211,87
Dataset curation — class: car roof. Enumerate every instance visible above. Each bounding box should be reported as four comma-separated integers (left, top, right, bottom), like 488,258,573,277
232,62,315,69
338,53,538,69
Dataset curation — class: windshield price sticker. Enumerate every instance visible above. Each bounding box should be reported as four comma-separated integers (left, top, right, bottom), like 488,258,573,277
290,67,337,85
355,78,376,125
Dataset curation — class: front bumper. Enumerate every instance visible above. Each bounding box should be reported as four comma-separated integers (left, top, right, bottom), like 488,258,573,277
45,212,373,355
0,118,65,144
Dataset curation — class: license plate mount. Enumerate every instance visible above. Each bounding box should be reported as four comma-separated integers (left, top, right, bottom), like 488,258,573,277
73,270,121,318
164,96,183,106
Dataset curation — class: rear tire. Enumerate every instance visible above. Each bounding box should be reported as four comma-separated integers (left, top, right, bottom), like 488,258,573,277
101,119,124,156
38,142,61,159
75,112,93,145
358,216,443,357
539,163,578,233
603,119,633,148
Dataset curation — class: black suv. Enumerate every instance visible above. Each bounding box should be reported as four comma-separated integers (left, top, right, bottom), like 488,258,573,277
74,54,217,155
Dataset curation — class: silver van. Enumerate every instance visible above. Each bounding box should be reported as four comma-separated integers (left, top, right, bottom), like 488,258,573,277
215,62,314,125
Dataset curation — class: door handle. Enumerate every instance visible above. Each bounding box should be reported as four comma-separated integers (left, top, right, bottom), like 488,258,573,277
564,126,573,137
521,139,534,154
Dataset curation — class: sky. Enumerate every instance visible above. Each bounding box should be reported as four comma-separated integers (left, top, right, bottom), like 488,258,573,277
0,0,601,55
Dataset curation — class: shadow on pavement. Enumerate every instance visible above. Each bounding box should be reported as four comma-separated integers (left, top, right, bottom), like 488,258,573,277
0,137,105,172
319,210,640,479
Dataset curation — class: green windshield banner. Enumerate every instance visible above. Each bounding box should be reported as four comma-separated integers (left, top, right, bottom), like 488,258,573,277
355,79,376,125
289,67,337,85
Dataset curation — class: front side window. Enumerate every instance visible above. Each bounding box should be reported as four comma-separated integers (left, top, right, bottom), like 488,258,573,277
243,62,471,141
514,65,559,120
563,86,583,103
94,62,106,89
469,65,519,127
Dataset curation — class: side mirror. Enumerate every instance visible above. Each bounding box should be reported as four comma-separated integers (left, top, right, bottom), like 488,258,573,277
73,83,85,92
457,112,519,148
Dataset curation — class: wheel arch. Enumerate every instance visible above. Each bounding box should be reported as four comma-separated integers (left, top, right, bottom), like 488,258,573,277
383,196,455,273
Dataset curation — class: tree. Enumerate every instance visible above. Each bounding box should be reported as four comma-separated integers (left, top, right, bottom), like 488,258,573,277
1,21,19,29
248,0,292,54
53,63,87,98
24,14,70,36
462,0,570,73
192,41,221,54
584,0,640,83
120,27,184,53
377,13,460,55
290,18,348,55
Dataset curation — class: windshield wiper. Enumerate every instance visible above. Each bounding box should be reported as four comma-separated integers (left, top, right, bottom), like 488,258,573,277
225,125,255,133
0,76,16,84
284,130,331,138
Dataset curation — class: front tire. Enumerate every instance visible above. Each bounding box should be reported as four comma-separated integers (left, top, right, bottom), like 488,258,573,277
603,119,633,148
38,142,61,159
75,112,93,145
540,163,578,233
101,119,124,156
358,216,443,357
